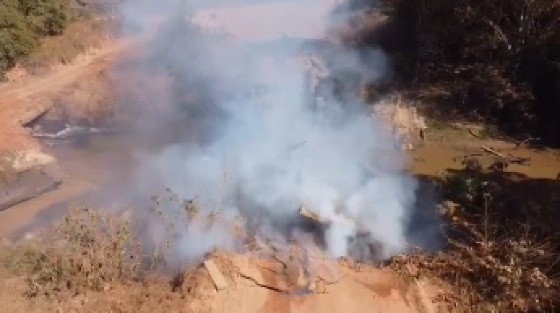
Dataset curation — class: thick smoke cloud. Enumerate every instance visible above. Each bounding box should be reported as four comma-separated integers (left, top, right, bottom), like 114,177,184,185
116,0,417,261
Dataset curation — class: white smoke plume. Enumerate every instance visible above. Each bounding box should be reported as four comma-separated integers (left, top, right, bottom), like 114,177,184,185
115,0,417,261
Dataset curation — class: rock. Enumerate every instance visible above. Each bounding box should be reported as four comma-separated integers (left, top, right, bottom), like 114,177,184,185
9,150,55,172
0,150,62,211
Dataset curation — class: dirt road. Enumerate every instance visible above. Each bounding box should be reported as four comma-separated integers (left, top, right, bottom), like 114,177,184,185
0,40,128,123
0,39,131,239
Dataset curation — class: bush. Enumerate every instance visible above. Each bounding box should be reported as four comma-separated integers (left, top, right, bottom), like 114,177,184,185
19,0,71,36
391,163,560,312
0,0,37,75
25,207,141,297
0,0,76,78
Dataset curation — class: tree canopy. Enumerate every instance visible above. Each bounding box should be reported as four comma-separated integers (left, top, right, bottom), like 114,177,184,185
0,0,72,77
354,0,560,145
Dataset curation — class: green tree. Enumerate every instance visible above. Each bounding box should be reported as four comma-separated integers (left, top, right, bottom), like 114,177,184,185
0,0,74,77
20,0,72,36
0,0,37,75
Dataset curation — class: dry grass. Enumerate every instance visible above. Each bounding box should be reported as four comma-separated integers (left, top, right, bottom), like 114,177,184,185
392,226,558,312
0,191,213,300
23,16,113,74
0,204,215,312
3,207,143,297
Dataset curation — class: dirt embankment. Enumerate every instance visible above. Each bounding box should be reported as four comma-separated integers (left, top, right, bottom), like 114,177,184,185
0,241,448,313
0,205,449,313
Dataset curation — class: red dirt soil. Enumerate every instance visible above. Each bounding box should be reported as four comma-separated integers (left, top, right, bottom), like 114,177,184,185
0,249,449,313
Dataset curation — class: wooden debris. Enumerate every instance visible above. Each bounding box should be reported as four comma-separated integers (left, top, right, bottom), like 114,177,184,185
481,146,508,159
468,128,483,139
515,137,540,147
203,259,228,291
510,157,532,165
481,146,531,165
453,153,483,162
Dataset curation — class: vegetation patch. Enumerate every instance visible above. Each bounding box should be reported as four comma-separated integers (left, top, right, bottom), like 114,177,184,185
24,16,112,74
0,208,142,297
392,159,560,312
349,0,560,145
0,0,111,78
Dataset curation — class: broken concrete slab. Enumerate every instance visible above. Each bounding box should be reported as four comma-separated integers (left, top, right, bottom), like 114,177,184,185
232,256,291,293
252,258,285,275
204,259,229,291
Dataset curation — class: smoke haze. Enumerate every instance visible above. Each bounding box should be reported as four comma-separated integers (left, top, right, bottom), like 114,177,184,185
115,0,417,262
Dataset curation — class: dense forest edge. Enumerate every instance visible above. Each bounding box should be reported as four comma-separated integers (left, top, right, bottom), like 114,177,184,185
344,1,560,311
348,0,560,146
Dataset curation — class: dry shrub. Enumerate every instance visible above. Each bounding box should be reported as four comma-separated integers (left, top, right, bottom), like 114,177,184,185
392,162,560,312
25,207,141,297
392,220,558,312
